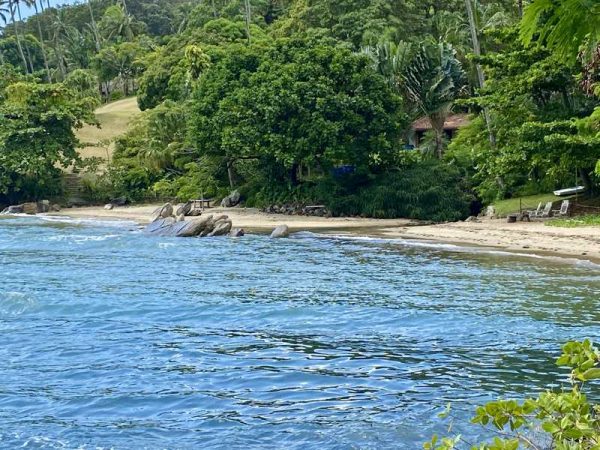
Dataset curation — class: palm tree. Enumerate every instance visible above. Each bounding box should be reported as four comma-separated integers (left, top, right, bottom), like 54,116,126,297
0,0,9,64
7,0,28,71
14,0,35,72
32,0,51,81
402,42,467,159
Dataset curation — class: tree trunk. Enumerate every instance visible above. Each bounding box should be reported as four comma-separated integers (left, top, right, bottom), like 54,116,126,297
429,112,447,159
227,160,236,189
517,0,523,18
290,162,299,185
211,0,217,17
579,168,594,193
34,0,52,82
16,1,34,73
9,1,29,72
244,0,252,44
87,0,102,52
464,0,496,147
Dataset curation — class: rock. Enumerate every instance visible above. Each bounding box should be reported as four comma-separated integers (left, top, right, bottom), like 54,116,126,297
230,228,245,237
111,197,127,206
176,201,193,217
221,190,242,208
209,219,232,237
37,200,50,213
213,214,229,222
22,202,38,215
464,216,479,223
150,203,174,222
143,217,177,236
175,216,214,237
2,205,24,214
176,214,186,222
104,204,114,210
270,224,290,239
51,204,61,212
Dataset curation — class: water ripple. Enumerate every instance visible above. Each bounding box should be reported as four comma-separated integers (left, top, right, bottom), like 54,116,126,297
0,217,598,448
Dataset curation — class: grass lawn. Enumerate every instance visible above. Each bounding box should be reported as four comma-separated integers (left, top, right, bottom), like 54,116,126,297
546,215,600,228
492,193,565,217
76,97,141,162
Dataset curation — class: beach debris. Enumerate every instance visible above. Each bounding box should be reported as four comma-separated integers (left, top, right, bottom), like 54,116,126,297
221,190,242,208
270,224,290,239
104,204,114,210
264,203,329,217
51,204,61,212
464,216,480,223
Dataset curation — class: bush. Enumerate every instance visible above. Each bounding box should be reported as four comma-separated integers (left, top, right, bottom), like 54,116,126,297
427,340,600,449
321,161,475,222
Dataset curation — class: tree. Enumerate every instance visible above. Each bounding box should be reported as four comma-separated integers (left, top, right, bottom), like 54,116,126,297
189,39,404,187
6,0,28,72
0,0,8,64
0,81,95,202
521,0,600,65
92,41,145,96
369,40,466,158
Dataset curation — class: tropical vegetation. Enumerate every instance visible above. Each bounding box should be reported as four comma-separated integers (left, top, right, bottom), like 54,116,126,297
0,0,598,222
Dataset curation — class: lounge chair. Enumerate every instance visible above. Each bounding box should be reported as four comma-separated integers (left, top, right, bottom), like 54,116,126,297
527,202,543,216
552,200,570,217
531,202,553,219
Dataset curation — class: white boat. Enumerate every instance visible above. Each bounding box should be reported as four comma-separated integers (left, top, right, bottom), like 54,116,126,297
553,186,586,196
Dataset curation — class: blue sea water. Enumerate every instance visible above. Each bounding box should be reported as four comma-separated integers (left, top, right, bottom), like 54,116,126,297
0,215,599,449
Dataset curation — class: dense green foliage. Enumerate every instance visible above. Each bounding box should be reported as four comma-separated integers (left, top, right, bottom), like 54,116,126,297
0,0,599,218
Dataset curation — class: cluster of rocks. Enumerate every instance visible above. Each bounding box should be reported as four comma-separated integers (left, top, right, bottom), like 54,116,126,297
1,200,61,215
263,204,330,217
143,202,244,238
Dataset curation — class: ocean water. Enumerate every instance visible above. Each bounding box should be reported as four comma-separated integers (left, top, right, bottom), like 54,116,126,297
0,215,599,449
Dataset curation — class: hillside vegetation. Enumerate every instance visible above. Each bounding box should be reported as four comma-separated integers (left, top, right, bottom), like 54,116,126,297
0,0,599,219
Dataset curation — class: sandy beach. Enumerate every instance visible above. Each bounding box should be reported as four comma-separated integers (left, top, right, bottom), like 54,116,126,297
50,204,600,262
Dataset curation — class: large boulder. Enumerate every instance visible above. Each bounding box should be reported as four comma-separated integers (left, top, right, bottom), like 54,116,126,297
221,190,241,208
22,203,38,215
270,224,290,239
176,201,193,217
2,205,24,214
37,200,50,213
143,217,177,235
209,219,233,237
176,216,214,237
151,203,174,222
111,197,128,207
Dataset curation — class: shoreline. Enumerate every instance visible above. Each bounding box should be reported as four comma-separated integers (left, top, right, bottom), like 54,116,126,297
48,204,600,263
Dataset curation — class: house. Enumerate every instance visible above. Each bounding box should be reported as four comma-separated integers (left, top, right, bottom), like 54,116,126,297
407,113,471,148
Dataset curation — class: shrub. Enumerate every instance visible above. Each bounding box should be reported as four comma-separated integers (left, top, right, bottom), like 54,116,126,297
426,340,600,449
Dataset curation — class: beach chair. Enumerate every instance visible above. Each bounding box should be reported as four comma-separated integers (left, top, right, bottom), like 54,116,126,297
552,200,570,217
527,202,543,216
531,202,553,219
